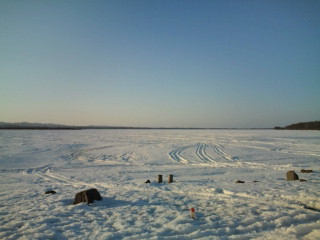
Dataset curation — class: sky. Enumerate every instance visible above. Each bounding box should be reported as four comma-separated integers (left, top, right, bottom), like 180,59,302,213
1,0,320,128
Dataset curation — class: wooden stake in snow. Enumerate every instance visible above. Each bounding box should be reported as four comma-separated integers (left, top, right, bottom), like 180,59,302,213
190,208,195,219
168,174,173,183
158,175,162,183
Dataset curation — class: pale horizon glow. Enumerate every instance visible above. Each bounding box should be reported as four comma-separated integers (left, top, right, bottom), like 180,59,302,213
1,0,320,128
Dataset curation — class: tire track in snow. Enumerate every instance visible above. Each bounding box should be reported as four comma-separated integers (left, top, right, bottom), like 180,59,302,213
196,142,216,163
37,170,148,192
168,145,192,164
168,143,291,171
212,144,233,161
36,170,95,188
169,143,227,164
1,164,54,174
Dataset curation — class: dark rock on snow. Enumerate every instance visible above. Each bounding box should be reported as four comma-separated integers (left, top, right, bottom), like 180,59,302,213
286,171,299,181
145,180,151,183
236,180,245,183
73,188,102,205
301,169,313,173
45,190,56,194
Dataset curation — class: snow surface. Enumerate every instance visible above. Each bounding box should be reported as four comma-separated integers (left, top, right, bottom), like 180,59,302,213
0,129,320,240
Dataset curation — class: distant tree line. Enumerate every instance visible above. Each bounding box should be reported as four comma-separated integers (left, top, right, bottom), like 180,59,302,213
0,122,81,130
275,121,320,130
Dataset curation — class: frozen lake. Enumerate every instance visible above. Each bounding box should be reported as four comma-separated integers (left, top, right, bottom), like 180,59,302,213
1,130,320,239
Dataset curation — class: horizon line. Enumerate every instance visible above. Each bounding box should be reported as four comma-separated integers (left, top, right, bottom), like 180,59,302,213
0,121,273,130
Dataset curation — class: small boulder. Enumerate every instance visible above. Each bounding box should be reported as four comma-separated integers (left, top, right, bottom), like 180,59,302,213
145,180,151,183
286,171,299,181
301,169,313,173
73,188,102,205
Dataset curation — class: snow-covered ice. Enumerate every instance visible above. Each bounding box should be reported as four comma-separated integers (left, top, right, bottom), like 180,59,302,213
0,129,319,239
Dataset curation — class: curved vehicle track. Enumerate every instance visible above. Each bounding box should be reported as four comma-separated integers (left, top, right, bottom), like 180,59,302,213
35,170,94,188
168,145,193,164
212,144,234,161
169,142,233,164
196,142,216,163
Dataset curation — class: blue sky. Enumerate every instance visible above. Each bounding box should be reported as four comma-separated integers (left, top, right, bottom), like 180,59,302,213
1,0,319,128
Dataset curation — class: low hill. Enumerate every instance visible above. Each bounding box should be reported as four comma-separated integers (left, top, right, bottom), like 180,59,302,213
275,121,320,130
